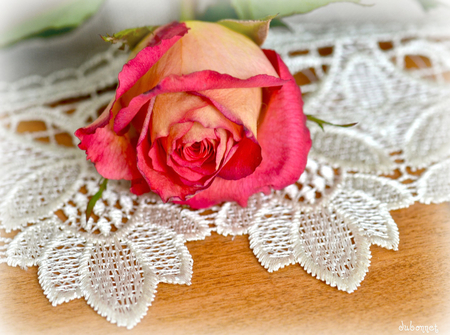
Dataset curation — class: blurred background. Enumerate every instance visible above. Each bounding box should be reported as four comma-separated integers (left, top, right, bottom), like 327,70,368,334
0,0,449,82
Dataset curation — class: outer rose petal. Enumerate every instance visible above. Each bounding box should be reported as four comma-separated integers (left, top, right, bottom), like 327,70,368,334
77,99,112,135
75,22,189,180
182,50,311,208
114,20,282,134
76,122,141,180
179,21,278,79
114,70,286,133
137,21,278,82
111,22,189,117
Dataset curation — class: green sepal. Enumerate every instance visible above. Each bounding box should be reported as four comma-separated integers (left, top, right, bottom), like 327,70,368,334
102,26,157,50
217,16,275,46
307,115,357,131
85,178,108,222
0,0,104,48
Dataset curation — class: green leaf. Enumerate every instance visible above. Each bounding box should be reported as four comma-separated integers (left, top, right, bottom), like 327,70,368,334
230,0,361,20
218,16,274,46
0,0,104,48
307,115,357,131
270,18,290,29
183,0,359,24
102,26,157,50
197,0,240,21
85,178,108,222
415,0,442,10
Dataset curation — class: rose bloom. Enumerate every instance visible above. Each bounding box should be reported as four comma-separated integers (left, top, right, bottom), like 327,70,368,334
76,20,311,209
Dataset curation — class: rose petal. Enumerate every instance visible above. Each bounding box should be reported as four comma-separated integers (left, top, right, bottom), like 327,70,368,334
76,122,141,180
179,121,216,143
182,21,278,80
214,128,231,170
183,50,311,208
75,23,189,176
195,87,262,138
167,157,209,185
136,118,239,201
136,114,212,201
171,149,214,170
136,136,204,202
166,122,195,153
165,123,217,183
112,22,189,115
148,120,192,173
136,98,156,146
148,140,169,174
84,96,152,181
151,93,207,139
130,178,150,195
218,136,262,181
151,92,242,142
114,70,286,133
114,20,281,135
77,99,113,135
136,21,277,83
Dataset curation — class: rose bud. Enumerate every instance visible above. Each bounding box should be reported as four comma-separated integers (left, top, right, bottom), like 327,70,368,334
75,20,311,209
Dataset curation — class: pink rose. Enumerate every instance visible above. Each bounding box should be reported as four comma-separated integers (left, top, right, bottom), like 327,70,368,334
75,20,311,209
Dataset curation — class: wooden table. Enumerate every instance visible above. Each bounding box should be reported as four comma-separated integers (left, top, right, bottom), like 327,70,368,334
1,202,449,334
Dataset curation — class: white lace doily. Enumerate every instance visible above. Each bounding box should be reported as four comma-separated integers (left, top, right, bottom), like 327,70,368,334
1,22,449,329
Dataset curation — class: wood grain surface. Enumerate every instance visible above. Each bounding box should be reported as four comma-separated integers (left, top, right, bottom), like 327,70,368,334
1,202,449,335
